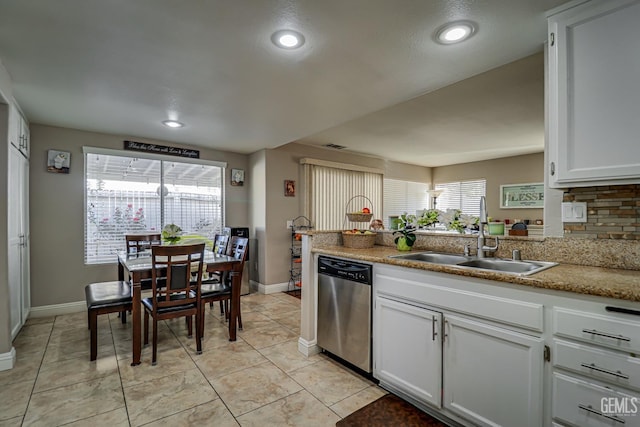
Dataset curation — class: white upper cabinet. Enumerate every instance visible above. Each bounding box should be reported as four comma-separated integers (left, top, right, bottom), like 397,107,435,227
547,0,640,187
8,102,29,158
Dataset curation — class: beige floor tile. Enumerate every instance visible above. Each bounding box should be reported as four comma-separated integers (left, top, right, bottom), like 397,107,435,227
24,316,55,326
52,312,91,329
239,324,298,350
236,311,280,332
11,334,49,357
143,399,239,427
269,309,301,332
255,300,300,318
0,416,23,426
237,389,340,427
259,340,322,373
270,292,301,305
63,407,130,426
289,359,370,406
195,341,267,380
118,346,196,388
35,354,119,392
14,323,53,339
124,368,218,427
212,362,303,417
0,351,43,386
23,373,124,427
0,379,34,421
329,385,388,418
42,336,115,365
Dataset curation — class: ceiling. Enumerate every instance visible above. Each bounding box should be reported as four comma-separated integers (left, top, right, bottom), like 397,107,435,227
0,0,568,167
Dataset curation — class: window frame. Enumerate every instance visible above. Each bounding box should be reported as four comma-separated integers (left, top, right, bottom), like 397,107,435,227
83,146,227,265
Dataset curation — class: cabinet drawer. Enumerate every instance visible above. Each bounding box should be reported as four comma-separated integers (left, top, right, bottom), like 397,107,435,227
553,308,640,353
553,373,640,427
554,340,640,392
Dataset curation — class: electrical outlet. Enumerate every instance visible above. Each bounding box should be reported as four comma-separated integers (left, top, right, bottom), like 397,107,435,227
286,220,293,228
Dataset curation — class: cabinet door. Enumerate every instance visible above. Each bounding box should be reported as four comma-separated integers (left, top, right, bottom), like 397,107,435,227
374,296,442,408
8,146,28,338
443,314,544,427
19,117,29,158
548,0,640,186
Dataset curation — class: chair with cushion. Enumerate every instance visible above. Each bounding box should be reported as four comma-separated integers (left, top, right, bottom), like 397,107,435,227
207,234,230,314
142,243,205,365
85,281,132,361
125,232,162,254
200,236,249,336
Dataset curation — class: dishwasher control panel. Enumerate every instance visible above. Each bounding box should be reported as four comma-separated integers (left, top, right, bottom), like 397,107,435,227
318,256,372,285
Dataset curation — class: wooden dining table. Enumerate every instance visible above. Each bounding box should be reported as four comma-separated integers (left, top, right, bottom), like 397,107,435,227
117,250,242,366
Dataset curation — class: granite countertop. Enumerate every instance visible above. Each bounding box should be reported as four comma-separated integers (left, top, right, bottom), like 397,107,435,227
312,245,640,302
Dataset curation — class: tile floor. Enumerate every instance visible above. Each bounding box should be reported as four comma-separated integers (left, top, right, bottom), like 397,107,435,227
0,292,386,426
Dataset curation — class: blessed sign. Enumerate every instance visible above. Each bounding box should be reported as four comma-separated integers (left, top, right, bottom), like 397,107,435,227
124,140,199,159
500,183,544,208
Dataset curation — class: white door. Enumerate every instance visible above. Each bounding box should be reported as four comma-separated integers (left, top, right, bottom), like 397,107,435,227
548,0,640,186
443,314,544,427
374,296,442,407
8,145,29,339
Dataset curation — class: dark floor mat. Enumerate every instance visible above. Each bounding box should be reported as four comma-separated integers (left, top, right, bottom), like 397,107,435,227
284,289,301,299
336,394,449,427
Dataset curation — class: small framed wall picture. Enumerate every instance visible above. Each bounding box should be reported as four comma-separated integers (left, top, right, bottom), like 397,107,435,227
230,168,244,186
284,180,295,197
47,150,71,174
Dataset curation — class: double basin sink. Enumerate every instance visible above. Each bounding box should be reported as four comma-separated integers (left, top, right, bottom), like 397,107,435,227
389,251,557,276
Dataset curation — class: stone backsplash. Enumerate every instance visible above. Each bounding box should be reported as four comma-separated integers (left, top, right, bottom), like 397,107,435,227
563,184,640,240
307,229,640,270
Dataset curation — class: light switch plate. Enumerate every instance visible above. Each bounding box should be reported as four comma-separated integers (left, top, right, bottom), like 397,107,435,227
561,202,587,223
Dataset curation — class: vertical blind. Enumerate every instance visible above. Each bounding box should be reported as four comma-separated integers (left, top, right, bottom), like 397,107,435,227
85,151,224,264
383,179,430,228
435,179,486,216
308,164,383,230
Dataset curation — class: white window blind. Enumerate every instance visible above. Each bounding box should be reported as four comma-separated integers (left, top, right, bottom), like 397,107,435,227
435,179,486,216
85,151,224,264
308,165,382,230
383,179,429,228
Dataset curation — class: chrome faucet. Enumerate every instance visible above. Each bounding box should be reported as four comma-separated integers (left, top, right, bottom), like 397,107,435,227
477,196,498,258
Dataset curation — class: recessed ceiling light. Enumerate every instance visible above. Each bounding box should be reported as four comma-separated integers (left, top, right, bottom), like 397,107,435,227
162,120,184,128
271,29,305,49
435,21,477,45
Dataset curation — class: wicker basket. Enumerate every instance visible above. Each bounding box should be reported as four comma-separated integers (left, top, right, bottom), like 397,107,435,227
342,231,377,249
346,212,373,222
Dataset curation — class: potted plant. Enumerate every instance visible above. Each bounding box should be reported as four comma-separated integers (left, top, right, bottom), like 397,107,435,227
417,209,440,228
393,213,417,251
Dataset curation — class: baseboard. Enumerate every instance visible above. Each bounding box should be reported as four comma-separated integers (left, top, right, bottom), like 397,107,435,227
29,301,85,318
298,337,321,357
0,347,16,372
253,281,290,295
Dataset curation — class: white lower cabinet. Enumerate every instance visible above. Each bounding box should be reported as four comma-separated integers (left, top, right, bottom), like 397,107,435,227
553,373,640,427
374,296,442,408
443,314,544,427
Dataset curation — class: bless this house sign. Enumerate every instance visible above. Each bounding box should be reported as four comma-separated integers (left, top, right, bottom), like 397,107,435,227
124,140,199,159
500,183,544,208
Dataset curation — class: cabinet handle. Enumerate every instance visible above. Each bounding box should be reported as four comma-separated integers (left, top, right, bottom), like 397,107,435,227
578,404,625,424
432,315,437,341
550,32,555,47
550,161,555,176
580,363,629,380
582,329,631,342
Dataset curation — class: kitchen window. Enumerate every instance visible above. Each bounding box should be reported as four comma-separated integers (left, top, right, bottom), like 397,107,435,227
84,147,225,264
302,159,383,230
435,179,486,216
383,179,430,228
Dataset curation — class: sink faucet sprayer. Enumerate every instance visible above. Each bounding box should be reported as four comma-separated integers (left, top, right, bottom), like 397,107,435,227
477,196,498,258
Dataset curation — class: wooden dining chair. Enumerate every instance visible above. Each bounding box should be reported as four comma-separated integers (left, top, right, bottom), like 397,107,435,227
200,236,249,337
206,234,230,314
142,243,205,365
85,280,132,361
125,232,162,254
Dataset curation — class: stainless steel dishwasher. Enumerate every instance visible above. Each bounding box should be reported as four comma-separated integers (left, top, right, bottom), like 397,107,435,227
317,256,372,373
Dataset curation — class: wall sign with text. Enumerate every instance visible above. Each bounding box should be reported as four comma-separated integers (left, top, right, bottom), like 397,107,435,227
500,183,544,208
124,140,199,159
